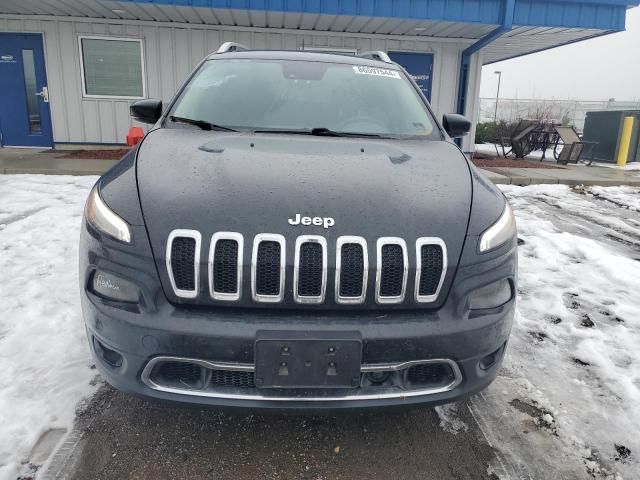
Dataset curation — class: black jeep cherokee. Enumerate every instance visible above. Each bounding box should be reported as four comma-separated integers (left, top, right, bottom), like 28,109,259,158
80,43,517,409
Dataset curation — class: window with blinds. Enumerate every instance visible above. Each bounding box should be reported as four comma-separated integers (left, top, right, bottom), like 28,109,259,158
80,37,144,98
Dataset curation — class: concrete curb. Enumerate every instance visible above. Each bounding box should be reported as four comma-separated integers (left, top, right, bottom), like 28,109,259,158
479,168,640,187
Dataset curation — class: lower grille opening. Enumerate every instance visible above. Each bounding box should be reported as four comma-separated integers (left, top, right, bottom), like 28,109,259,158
144,358,461,400
405,363,456,389
153,361,205,389
210,369,255,388
150,361,255,391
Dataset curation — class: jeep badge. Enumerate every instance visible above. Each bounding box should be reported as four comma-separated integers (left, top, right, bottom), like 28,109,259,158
288,214,335,229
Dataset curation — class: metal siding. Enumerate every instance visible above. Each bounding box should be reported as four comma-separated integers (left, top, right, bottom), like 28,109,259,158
174,28,192,83
39,20,66,142
111,0,504,24
59,21,86,141
1,0,633,31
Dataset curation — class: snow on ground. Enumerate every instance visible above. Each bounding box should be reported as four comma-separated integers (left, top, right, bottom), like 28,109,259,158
475,143,502,157
474,143,556,162
588,185,640,212
478,184,640,479
0,175,99,480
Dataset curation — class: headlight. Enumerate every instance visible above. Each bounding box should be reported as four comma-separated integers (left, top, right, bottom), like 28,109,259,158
85,185,131,243
479,201,516,253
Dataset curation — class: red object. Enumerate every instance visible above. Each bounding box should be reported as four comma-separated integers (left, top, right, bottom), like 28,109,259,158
126,127,144,146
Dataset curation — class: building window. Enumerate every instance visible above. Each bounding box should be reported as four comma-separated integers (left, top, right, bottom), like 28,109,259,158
79,36,145,98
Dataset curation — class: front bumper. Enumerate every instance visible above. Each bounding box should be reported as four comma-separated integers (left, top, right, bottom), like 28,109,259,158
83,291,514,410
81,222,516,410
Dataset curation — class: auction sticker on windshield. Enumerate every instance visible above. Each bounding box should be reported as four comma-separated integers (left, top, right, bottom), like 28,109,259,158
352,66,401,79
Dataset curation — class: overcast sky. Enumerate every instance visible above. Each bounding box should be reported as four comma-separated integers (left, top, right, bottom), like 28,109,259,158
479,6,640,101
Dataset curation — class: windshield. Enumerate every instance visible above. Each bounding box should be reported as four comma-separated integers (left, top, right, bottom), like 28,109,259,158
170,59,438,138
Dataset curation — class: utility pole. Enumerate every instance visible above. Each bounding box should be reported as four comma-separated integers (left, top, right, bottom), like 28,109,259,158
494,70,502,122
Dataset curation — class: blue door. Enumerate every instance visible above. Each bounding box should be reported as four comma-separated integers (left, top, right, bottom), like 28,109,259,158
388,52,434,102
0,33,53,147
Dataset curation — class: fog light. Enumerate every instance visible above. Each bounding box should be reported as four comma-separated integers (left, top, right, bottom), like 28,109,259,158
90,270,139,303
93,338,123,368
479,345,504,370
469,279,512,310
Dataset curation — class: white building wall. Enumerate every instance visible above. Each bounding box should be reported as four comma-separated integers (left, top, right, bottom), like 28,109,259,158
0,15,481,148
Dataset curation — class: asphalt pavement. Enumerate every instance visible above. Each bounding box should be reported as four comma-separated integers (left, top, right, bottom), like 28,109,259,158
49,385,498,480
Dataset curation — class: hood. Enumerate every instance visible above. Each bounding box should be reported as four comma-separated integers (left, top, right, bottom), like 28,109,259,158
136,128,472,309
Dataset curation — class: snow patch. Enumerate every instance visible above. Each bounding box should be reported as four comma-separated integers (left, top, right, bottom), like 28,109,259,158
0,175,99,480
491,184,640,479
435,403,468,435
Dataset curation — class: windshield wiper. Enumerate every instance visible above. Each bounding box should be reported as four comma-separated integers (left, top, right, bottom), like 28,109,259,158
253,127,388,138
311,128,392,139
169,116,237,132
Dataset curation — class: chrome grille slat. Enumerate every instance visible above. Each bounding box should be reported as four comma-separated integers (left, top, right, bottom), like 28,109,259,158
166,229,201,299
208,232,243,301
294,235,327,304
335,236,368,304
375,237,408,304
415,237,447,303
251,234,286,303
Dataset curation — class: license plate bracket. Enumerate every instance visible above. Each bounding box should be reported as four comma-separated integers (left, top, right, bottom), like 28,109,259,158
254,331,362,389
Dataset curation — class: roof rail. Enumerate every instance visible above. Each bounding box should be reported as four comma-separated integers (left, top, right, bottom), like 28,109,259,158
216,42,249,54
357,51,392,63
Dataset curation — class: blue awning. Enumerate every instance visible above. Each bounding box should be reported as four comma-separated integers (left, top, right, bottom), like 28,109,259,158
1,0,637,63
114,0,634,30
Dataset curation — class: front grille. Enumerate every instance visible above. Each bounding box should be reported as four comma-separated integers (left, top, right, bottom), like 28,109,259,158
418,244,444,296
171,238,196,290
339,243,365,298
378,242,406,301
166,232,446,305
415,238,446,302
295,238,326,302
167,230,201,298
255,238,283,298
298,243,323,296
213,240,239,293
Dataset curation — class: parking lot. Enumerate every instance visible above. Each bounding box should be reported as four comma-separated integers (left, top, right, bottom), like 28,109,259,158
1,175,639,480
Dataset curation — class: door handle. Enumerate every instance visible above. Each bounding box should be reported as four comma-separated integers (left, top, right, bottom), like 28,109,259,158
35,86,49,103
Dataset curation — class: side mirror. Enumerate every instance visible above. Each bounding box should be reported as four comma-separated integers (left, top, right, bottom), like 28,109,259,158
442,113,471,138
130,99,162,124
